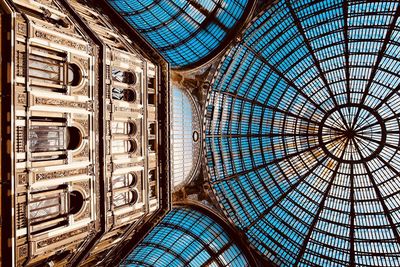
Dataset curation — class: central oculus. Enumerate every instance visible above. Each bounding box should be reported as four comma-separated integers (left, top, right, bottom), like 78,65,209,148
318,104,386,164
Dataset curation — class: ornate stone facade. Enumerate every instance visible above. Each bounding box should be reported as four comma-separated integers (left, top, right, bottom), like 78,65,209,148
0,0,170,266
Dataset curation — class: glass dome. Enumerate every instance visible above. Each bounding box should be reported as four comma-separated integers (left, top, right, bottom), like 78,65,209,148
171,86,201,191
106,0,253,69
121,206,252,266
205,0,400,266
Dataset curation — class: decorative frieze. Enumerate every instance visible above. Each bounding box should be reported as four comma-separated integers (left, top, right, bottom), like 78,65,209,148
34,97,89,110
113,161,143,170
36,226,88,249
35,168,87,181
34,30,87,51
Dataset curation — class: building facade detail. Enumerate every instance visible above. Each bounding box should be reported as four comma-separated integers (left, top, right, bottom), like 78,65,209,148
1,0,170,266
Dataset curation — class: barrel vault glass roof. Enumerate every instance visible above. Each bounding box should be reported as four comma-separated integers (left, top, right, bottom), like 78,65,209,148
205,0,400,266
121,207,250,266
171,86,201,190
106,0,251,68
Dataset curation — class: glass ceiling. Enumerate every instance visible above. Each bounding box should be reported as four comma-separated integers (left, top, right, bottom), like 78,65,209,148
205,0,400,266
121,207,250,266
106,0,250,68
171,86,201,190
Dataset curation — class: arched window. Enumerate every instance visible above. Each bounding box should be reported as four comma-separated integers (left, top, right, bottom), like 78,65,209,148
30,125,65,153
69,190,84,214
28,46,84,92
111,88,136,102
67,63,82,86
111,121,137,135
113,190,138,207
112,68,136,84
29,188,85,233
112,173,137,189
66,126,82,150
112,140,137,154
29,119,82,161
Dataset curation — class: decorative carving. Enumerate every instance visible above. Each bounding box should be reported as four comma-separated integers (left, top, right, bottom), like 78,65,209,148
86,100,94,112
34,30,87,51
18,245,28,258
17,22,26,35
72,86,88,97
36,227,88,249
17,93,27,105
108,216,113,226
34,97,87,109
74,204,90,221
74,181,90,195
16,202,27,229
114,106,142,113
87,165,95,176
16,126,26,153
40,7,52,20
74,143,89,159
107,163,112,173
36,168,87,181
74,56,89,70
88,41,99,57
16,51,26,77
113,161,143,170
74,119,89,136
17,172,27,184
112,54,143,68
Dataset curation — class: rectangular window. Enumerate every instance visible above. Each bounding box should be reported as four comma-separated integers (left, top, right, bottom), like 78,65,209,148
29,117,68,162
29,188,67,224
29,46,66,91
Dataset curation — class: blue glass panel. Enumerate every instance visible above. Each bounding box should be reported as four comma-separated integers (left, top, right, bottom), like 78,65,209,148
121,207,250,266
107,0,250,68
205,0,400,266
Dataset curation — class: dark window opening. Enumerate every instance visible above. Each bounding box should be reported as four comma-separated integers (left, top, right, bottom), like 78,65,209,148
66,126,82,150
114,173,137,188
112,88,136,102
112,68,137,85
112,140,138,154
111,121,137,135
30,125,65,153
128,122,137,135
148,93,156,105
68,63,82,86
57,17,70,28
148,77,155,89
149,123,156,135
149,169,156,182
150,186,156,198
113,190,138,207
69,190,84,214
128,140,137,153
148,139,156,152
